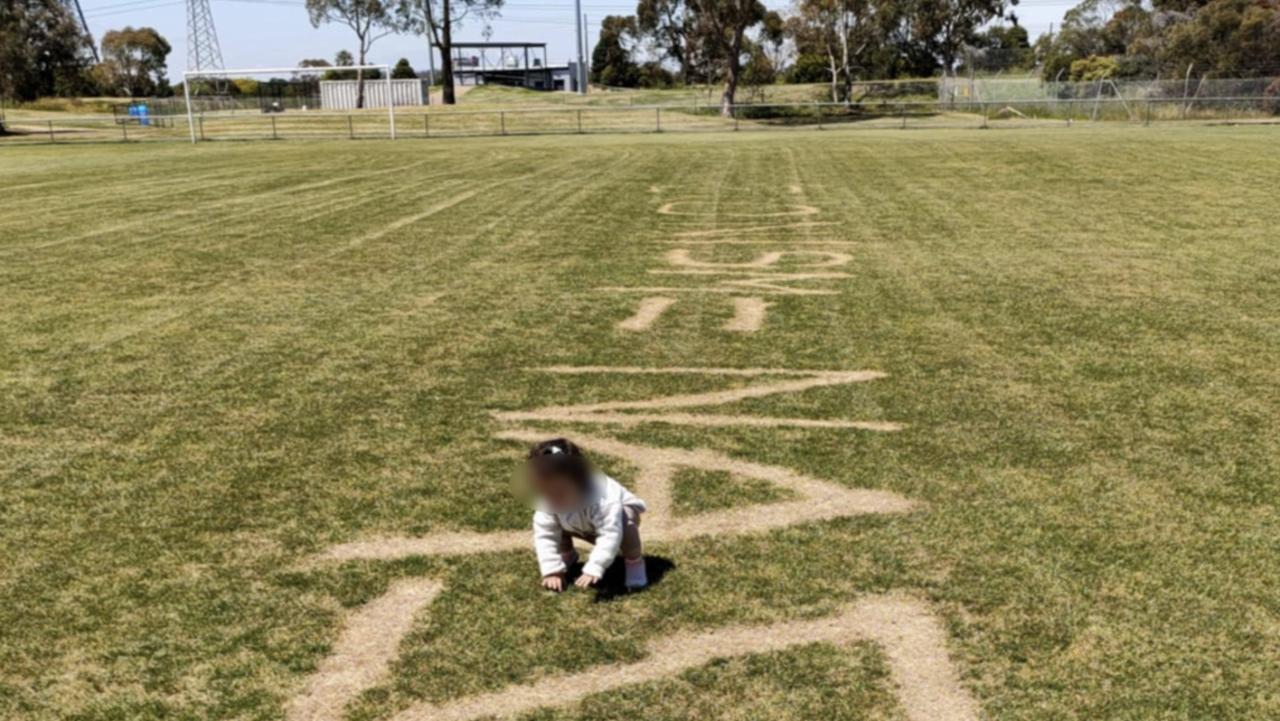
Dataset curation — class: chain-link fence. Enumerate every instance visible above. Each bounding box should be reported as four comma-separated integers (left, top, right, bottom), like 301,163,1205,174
940,76,1280,119
2,89,1277,146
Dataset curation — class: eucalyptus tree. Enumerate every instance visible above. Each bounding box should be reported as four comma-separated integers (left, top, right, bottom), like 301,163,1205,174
398,0,504,104
305,0,407,108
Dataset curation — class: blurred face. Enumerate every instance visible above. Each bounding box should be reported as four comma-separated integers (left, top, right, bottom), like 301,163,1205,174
529,470,583,511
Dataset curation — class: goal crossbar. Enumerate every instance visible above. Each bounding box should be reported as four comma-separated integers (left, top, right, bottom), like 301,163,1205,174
182,65,396,143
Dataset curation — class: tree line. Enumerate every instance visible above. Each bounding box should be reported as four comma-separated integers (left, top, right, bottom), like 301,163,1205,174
593,0,1280,101
1,0,174,101
3,0,1278,110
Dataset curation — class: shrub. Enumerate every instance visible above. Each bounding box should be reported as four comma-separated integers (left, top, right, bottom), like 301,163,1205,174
1069,55,1120,81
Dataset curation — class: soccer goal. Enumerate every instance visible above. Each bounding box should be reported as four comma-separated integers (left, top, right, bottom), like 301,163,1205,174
182,65,402,143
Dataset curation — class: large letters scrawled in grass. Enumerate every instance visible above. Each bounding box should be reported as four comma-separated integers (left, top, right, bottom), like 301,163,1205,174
612,199,854,332
291,367,978,721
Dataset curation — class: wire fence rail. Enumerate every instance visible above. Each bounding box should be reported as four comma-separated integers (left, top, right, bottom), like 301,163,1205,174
1,96,1277,146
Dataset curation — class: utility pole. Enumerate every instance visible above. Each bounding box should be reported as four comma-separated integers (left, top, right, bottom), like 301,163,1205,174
573,0,585,93
583,14,591,91
425,35,437,103
62,0,98,62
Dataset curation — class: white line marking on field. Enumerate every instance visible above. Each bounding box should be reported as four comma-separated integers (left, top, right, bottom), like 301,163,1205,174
660,239,859,245
665,249,786,269
673,222,837,238
285,578,443,721
604,273,843,296
724,297,770,332
497,412,901,431
618,297,676,331
663,250,853,269
386,594,977,721
657,202,820,218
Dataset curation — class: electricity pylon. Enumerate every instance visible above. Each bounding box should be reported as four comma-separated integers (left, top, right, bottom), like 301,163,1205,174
186,0,226,92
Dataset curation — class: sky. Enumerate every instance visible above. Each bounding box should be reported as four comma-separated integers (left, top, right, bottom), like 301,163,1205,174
79,0,1081,80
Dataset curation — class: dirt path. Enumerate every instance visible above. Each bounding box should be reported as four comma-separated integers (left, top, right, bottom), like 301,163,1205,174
286,579,444,721
318,429,913,563
386,594,978,721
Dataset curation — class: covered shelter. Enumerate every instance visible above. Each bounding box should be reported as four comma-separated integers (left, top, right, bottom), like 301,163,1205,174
451,42,566,91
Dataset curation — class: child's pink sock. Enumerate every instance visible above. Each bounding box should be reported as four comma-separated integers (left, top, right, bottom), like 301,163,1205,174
624,557,647,589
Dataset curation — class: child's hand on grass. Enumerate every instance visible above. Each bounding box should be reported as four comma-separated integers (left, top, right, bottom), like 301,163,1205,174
542,574,565,592
574,574,599,588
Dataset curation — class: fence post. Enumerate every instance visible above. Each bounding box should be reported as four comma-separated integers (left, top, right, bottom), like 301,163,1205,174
734,107,740,132
48,120,55,143
1145,100,1152,127
656,107,661,132
348,115,354,140
901,105,907,129
424,113,430,137
199,115,205,141
121,120,128,142
271,115,278,140
981,101,989,129
577,109,583,134
500,111,506,136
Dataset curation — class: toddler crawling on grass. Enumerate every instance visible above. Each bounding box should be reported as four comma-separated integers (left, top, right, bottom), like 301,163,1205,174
524,438,648,592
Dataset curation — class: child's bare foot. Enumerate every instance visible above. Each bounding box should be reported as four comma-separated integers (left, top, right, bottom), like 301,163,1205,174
542,574,565,592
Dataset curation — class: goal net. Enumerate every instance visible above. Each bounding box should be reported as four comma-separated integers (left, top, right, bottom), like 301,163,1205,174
182,65,410,143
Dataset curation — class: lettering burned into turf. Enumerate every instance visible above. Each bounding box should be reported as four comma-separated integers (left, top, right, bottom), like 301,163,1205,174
293,367,980,721
609,199,853,333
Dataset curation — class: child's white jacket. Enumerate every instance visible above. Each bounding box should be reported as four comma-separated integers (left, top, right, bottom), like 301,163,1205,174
533,474,646,579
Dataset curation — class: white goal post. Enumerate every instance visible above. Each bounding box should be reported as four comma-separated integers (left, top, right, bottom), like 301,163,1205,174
182,65,396,143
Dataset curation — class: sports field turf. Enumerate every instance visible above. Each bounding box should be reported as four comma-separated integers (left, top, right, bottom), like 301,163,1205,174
2,126,1278,721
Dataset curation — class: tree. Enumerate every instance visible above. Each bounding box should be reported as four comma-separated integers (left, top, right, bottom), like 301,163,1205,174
1036,0,1132,79
392,57,417,78
911,0,1016,74
298,57,333,83
96,26,171,97
398,0,504,105
787,0,899,102
637,61,676,88
1069,53,1120,79
305,0,406,108
757,8,787,70
962,22,1035,73
0,0,96,101
324,50,358,80
637,0,700,83
591,15,641,87
685,0,770,116
1155,0,1280,77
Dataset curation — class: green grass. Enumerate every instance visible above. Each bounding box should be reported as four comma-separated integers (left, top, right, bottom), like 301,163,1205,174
1,125,1279,721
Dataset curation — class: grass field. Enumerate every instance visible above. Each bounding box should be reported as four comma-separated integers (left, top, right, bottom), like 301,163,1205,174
2,126,1279,721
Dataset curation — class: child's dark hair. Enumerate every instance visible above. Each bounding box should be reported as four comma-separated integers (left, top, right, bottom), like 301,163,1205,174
526,438,593,490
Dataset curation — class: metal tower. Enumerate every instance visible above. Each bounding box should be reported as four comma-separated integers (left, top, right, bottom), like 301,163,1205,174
186,0,226,80
62,0,99,62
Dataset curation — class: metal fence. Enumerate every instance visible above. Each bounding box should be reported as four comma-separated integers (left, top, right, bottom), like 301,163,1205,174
941,76,1280,107
1,95,1276,146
